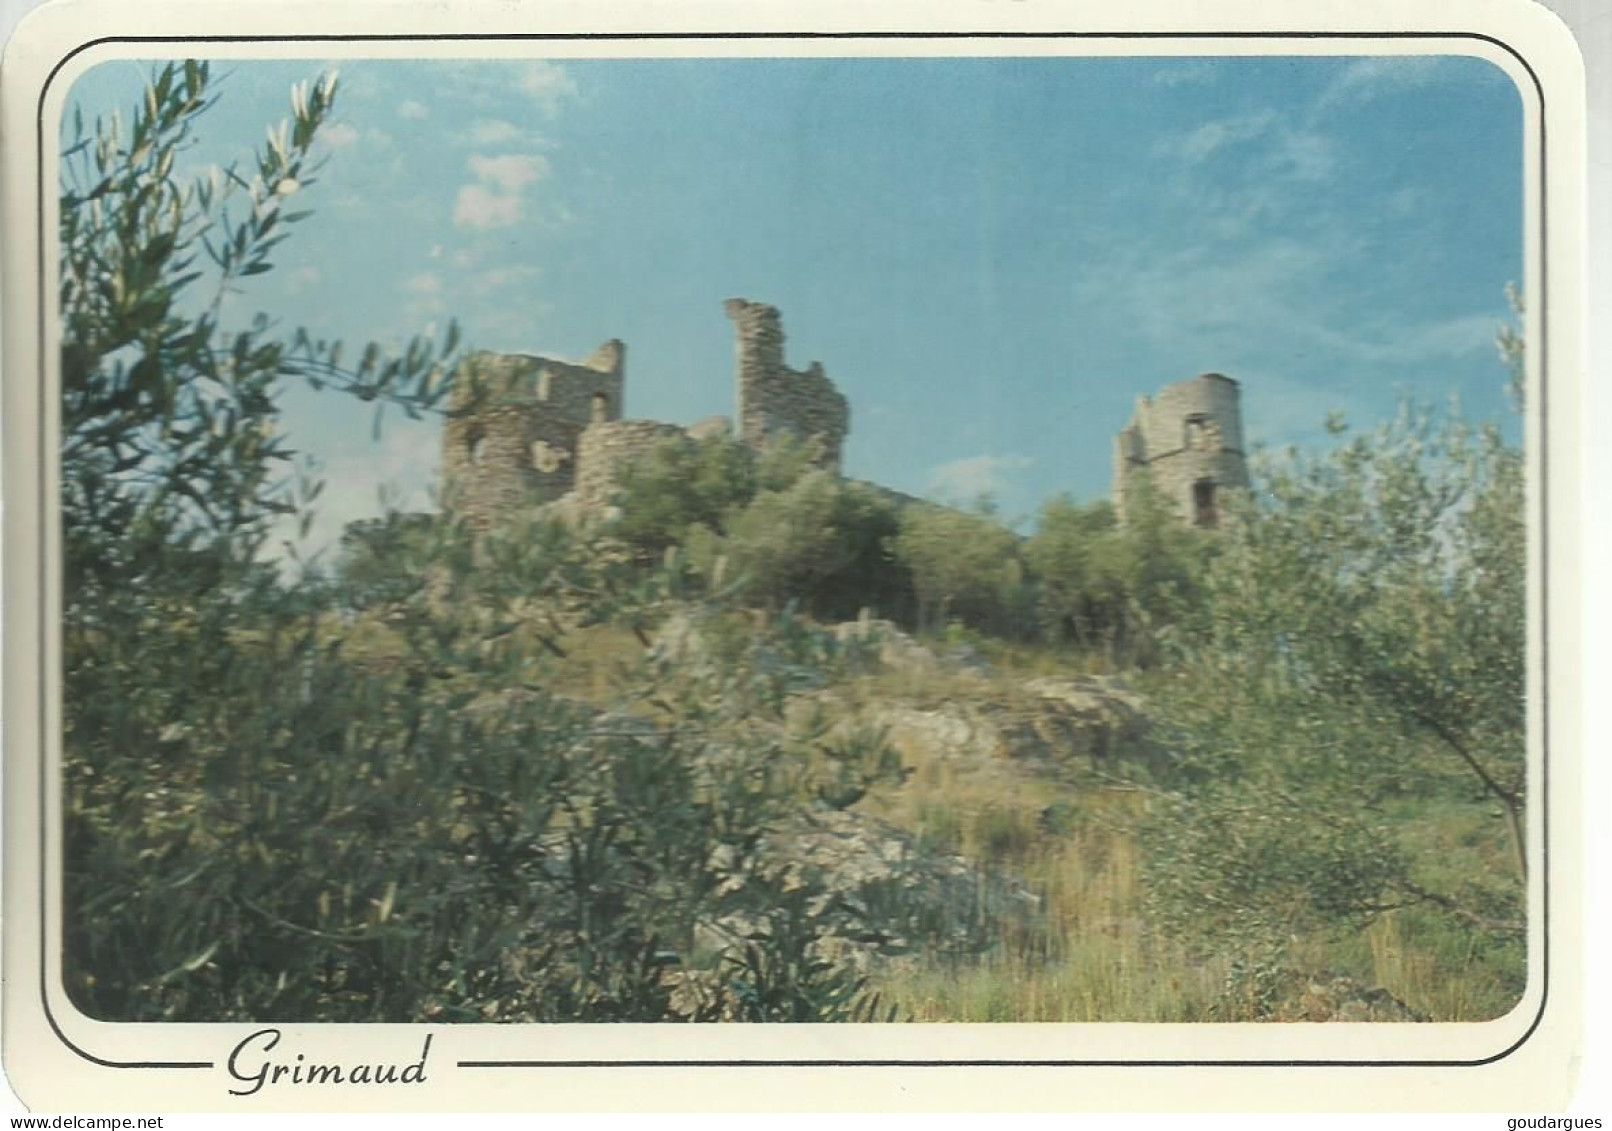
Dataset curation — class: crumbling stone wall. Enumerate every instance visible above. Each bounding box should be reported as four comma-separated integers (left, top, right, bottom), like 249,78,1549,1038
442,303,1251,542
576,420,691,508
1112,373,1249,527
442,343,625,528
445,302,860,530
727,298,849,471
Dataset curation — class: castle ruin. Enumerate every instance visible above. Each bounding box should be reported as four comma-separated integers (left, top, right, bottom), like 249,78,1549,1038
443,298,1247,533
443,300,847,528
727,298,849,463
1111,373,1249,528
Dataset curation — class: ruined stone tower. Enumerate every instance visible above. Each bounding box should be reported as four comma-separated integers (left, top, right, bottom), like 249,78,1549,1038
440,300,1249,539
442,340,625,528
727,298,849,470
442,300,853,528
1112,373,1249,528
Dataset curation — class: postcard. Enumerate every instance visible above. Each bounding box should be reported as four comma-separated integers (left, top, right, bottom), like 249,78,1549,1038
0,0,1589,1112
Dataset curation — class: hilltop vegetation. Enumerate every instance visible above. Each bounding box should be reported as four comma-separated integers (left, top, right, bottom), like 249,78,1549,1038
61,64,1526,1023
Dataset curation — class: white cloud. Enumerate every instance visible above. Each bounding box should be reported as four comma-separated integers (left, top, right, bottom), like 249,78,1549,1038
1150,107,1338,240
320,122,361,150
428,59,579,114
1156,103,1338,211
471,264,543,296
1160,110,1277,164
453,153,549,230
1073,226,1507,453
401,272,446,318
1315,57,1450,112
1269,130,1336,182
318,122,394,154
403,272,442,296
1387,185,1430,217
398,99,430,121
927,454,1033,503
471,118,521,145
1356,312,1503,365
470,301,557,349
471,304,556,346
1083,235,1344,359
268,423,442,568
468,153,548,193
1238,366,1377,449
519,61,579,116
454,183,525,229
287,265,323,292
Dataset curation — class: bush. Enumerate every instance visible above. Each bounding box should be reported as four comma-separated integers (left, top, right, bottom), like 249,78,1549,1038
1139,394,1526,1003
893,502,1029,638
60,66,922,1024
716,472,909,621
1024,495,1118,647
610,433,756,558
67,513,919,1021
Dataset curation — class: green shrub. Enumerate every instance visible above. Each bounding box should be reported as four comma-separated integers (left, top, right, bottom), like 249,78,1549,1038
1139,396,1526,1006
718,472,908,620
610,433,756,558
66,515,925,1021
893,502,1028,637
59,66,926,1024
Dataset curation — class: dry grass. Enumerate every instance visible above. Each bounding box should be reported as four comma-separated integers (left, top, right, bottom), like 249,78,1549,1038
852,684,1229,1021
871,788,1522,1022
336,607,1523,1022
540,623,652,702
846,658,1523,1023
872,806,1227,1022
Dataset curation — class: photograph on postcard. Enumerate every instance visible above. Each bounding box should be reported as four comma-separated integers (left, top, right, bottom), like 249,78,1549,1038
46,47,1533,1031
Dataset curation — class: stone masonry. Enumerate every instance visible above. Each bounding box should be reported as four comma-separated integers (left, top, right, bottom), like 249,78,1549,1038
444,300,851,526
442,340,626,529
443,297,1244,533
1112,373,1249,528
726,298,849,471
576,420,691,508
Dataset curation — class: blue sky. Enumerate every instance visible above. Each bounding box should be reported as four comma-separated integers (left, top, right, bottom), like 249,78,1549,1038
65,53,1523,554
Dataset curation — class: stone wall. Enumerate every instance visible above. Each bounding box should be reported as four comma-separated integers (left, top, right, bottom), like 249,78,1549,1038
727,298,849,470
442,344,625,528
446,301,1254,543
442,305,1251,541
575,420,691,508
445,301,857,531
1112,373,1249,527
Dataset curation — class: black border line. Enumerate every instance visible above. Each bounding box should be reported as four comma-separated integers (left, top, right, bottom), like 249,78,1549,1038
30,28,1550,1074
